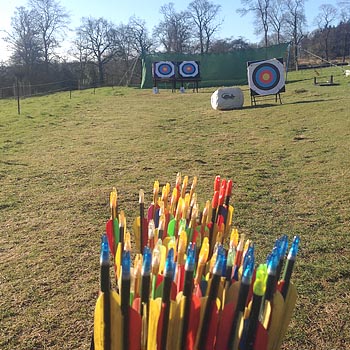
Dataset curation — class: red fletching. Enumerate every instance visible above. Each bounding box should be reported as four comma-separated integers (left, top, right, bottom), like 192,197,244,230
219,186,225,206
204,300,220,350
147,205,154,222
170,281,177,301
132,297,141,313
221,178,227,193
253,322,268,350
105,219,116,257
192,228,200,245
186,296,201,350
193,284,203,298
212,191,219,209
156,275,164,289
214,175,221,192
214,302,236,350
129,306,142,350
176,265,185,294
217,215,225,227
226,179,233,197
277,280,284,293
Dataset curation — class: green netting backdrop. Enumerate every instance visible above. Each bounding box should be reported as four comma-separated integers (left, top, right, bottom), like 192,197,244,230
141,43,290,89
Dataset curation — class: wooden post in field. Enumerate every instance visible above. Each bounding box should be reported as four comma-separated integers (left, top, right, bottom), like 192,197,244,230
16,77,21,115
14,64,24,115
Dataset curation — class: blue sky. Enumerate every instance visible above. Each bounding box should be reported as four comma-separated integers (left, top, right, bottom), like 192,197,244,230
0,0,341,61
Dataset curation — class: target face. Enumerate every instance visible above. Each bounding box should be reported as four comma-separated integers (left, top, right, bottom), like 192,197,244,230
178,61,200,78
153,61,175,79
248,59,285,95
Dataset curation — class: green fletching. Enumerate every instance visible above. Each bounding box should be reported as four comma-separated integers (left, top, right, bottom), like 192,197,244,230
253,264,268,296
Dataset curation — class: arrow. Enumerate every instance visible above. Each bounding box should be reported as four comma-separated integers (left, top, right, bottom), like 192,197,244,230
197,244,225,350
159,248,175,350
121,250,131,350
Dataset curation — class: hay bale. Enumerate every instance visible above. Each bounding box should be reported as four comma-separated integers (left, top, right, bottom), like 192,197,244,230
211,87,244,110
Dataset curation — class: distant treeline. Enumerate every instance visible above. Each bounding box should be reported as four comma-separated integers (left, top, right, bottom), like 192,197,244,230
1,0,350,95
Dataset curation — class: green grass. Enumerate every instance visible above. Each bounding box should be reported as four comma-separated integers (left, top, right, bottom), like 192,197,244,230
1,66,350,349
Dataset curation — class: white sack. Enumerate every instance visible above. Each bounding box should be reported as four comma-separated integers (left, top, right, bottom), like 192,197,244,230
211,87,244,110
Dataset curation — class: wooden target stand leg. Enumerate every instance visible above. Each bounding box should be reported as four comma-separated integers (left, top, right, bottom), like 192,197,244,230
251,92,256,106
178,79,200,93
153,79,176,93
194,80,199,93
276,93,282,104
153,78,200,93
250,91,283,106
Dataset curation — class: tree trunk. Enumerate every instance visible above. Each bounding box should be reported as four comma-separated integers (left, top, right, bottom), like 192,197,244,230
98,59,104,85
294,41,298,71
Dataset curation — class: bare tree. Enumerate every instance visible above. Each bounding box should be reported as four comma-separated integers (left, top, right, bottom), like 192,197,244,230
114,24,134,61
128,16,154,57
337,0,350,21
268,0,287,44
314,4,338,60
337,21,350,61
237,0,271,48
284,0,306,70
76,17,118,84
29,0,69,68
209,37,251,52
336,1,350,61
4,6,42,74
70,32,91,85
153,3,192,53
187,0,222,53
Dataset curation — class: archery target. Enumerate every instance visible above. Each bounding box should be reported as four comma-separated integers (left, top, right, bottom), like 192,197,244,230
248,58,285,96
178,61,200,79
153,61,175,79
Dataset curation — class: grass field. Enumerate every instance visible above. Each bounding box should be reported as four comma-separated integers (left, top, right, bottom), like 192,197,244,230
1,66,350,350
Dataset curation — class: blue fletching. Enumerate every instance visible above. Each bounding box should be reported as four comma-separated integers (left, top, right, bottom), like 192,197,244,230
267,248,279,275
280,234,289,257
221,255,227,276
164,248,175,278
100,234,110,265
142,246,152,275
242,249,255,284
213,250,225,276
289,236,300,259
243,245,254,266
122,250,131,278
185,243,196,271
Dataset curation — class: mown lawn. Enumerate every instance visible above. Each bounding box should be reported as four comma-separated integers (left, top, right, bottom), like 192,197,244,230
1,66,350,349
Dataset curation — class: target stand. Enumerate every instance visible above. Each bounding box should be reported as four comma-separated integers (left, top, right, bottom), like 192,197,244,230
247,58,285,106
177,61,201,92
152,61,177,92
250,89,283,106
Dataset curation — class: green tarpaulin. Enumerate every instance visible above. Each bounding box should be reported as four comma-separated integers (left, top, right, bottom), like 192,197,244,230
141,43,290,89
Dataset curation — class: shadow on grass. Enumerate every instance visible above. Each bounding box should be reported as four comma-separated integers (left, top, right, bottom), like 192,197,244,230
284,99,331,105
286,78,314,84
243,98,336,109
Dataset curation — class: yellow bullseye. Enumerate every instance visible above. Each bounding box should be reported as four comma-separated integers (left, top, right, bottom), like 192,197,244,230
262,73,270,81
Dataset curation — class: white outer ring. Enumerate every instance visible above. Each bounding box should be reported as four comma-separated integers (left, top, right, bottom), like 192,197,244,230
154,61,175,78
179,61,199,78
248,59,285,95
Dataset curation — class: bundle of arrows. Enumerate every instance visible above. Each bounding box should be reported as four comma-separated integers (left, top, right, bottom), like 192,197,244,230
92,174,300,350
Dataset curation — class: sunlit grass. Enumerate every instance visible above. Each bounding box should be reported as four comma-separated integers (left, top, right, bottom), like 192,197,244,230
1,67,350,349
